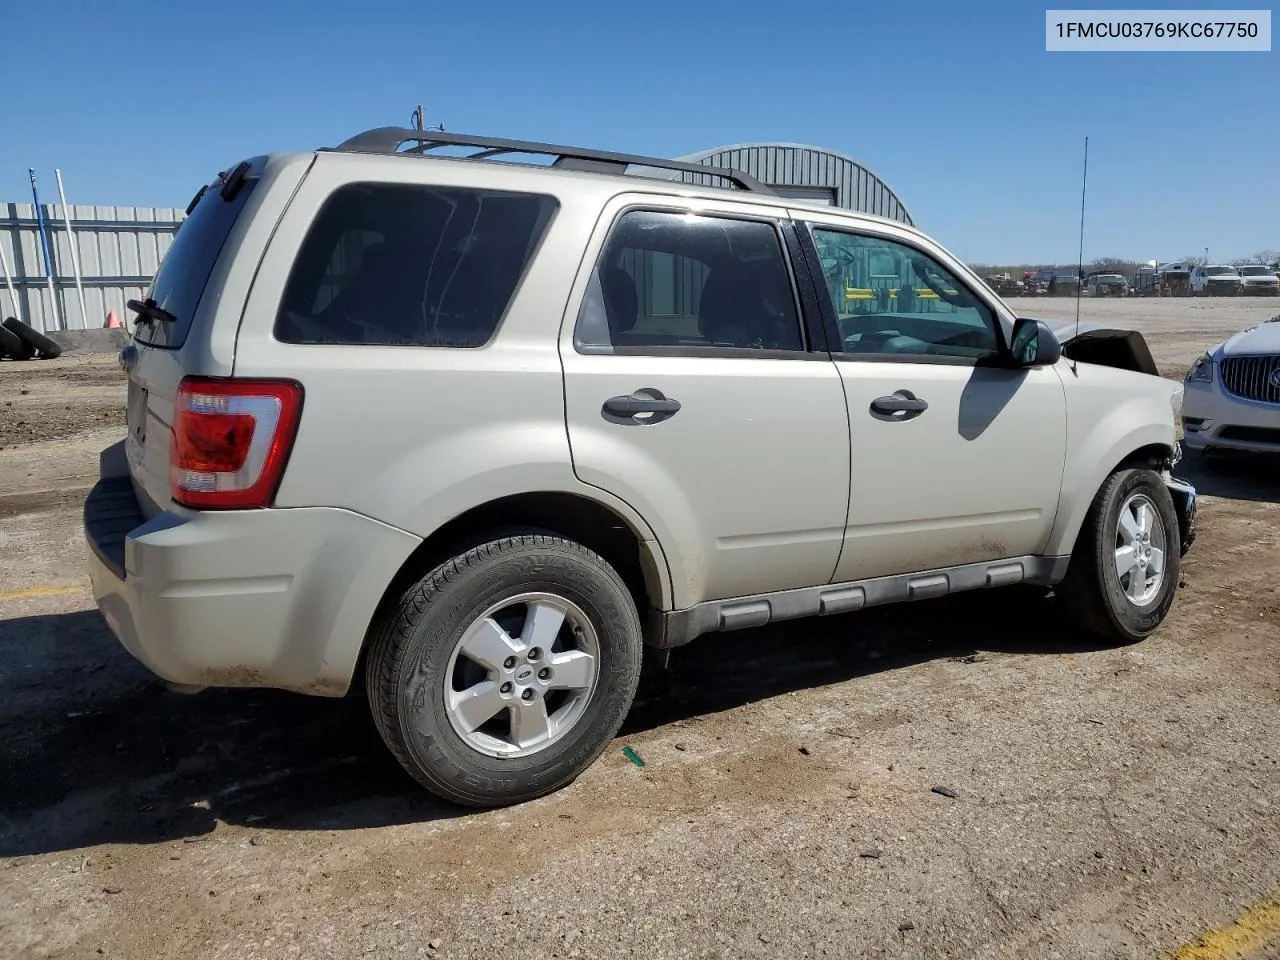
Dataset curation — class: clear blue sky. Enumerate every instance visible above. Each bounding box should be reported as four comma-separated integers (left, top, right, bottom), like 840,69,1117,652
2,0,1275,264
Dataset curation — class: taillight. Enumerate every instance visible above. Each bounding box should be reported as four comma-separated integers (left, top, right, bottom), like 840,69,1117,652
170,377,303,509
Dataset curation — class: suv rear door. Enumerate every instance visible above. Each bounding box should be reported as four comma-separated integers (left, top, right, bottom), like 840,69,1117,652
559,195,850,609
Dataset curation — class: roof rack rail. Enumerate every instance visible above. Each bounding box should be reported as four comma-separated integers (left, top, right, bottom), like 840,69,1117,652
327,127,774,196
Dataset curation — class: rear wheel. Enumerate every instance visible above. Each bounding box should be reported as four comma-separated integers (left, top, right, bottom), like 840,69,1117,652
1057,468,1180,643
365,530,643,807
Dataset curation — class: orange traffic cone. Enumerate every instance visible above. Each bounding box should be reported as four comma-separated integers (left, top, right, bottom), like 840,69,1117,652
104,311,122,329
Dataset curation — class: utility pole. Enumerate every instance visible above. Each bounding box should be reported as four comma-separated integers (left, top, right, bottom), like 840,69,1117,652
29,169,62,332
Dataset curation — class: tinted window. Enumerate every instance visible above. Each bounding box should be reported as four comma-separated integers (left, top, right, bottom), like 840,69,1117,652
811,228,998,359
575,210,804,354
275,183,557,347
135,175,257,348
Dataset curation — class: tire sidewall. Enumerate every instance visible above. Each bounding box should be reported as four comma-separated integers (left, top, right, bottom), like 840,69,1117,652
395,539,641,804
1095,470,1180,638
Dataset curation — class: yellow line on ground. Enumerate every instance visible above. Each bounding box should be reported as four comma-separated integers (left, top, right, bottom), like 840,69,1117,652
1173,894,1280,960
0,584,88,602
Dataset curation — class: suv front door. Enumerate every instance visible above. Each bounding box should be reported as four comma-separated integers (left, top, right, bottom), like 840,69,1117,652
798,217,1068,582
559,198,850,609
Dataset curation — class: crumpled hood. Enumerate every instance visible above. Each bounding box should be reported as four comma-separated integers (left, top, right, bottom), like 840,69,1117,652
1219,318,1280,356
1038,318,1161,377
1044,318,1126,344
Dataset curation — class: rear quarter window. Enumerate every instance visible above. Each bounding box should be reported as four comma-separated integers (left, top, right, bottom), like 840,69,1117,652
274,183,558,347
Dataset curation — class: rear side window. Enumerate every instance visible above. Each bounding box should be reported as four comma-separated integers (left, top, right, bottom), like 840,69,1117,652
574,209,805,355
135,173,257,348
275,183,557,347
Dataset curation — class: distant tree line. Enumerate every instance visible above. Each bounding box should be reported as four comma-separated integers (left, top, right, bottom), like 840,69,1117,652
968,250,1278,276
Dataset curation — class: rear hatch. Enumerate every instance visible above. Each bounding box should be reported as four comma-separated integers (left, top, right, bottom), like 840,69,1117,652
124,164,260,517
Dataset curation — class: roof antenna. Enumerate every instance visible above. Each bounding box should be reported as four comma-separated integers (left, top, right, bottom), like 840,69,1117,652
410,104,445,134
1072,135,1088,375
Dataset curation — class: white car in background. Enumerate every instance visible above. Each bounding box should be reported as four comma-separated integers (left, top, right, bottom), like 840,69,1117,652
1237,264,1280,296
1190,264,1243,297
1182,316,1280,456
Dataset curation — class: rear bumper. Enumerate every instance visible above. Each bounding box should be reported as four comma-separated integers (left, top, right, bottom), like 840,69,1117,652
85,471,420,696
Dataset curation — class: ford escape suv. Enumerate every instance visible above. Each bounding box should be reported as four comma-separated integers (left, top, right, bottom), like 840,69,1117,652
85,127,1196,808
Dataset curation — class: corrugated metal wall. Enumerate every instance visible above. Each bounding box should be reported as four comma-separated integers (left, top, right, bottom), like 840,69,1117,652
0,202,183,334
670,143,914,226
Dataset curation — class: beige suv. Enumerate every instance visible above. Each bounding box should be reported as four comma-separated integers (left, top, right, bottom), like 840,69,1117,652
85,127,1196,807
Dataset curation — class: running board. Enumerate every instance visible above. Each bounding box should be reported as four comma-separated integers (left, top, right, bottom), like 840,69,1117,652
646,555,1072,649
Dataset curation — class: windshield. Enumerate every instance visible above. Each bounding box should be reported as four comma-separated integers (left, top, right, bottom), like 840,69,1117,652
1205,266,1236,276
1240,266,1270,276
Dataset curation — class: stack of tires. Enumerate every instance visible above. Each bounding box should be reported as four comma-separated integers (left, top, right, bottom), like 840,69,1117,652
0,318,62,360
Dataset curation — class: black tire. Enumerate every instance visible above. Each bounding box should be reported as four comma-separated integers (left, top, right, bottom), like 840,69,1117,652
0,324,25,359
3,317,62,359
365,530,643,808
1057,468,1181,643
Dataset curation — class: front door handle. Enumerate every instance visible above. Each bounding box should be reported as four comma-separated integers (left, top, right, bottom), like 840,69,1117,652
602,394,681,422
870,393,928,419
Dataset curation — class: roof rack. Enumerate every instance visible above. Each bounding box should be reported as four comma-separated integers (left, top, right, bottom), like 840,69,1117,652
327,127,774,196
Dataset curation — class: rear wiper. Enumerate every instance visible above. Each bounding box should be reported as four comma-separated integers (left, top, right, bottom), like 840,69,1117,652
126,298,176,325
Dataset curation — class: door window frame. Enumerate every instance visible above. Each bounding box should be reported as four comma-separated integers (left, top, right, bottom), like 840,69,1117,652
793,221,1015,366
570,202,829,361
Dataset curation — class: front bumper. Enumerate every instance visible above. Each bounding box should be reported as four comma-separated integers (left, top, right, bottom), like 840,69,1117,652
84,470,420,696
1164,473,1197,556
1203,282,1243,296
1181,379,1280,454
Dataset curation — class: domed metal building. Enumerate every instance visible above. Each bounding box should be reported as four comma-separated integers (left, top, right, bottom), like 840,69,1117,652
665,142,913,225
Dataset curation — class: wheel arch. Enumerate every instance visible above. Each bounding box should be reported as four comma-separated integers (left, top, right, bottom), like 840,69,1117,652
351,491,673,693
1045,431,1177,559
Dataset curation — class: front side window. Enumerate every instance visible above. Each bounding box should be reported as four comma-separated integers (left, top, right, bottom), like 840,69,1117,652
810,228,999,359
275,183,557,347
575,210,804,354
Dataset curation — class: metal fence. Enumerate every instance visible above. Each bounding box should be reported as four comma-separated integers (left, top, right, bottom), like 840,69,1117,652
0,202,183,334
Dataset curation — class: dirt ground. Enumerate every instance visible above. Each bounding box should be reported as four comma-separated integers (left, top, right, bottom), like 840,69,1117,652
1,299,1278,960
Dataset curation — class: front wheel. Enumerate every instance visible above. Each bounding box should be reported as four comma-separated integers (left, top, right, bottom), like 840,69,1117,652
1057,468,1181,643
365,530,643,807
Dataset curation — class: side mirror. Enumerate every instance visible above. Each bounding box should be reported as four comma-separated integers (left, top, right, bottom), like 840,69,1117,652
1009,317,1062,367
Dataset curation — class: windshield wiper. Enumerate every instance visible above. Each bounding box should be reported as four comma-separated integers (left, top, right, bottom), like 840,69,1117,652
126,298,177,325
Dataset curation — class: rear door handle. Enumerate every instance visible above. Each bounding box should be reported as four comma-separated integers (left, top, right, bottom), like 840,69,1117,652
870,393,928,418
602,394,681,421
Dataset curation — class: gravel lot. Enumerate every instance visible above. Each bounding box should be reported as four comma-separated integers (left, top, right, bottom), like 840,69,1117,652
1,299,1278,959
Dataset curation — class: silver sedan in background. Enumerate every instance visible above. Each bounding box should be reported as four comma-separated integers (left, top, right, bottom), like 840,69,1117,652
1181,315,1280,456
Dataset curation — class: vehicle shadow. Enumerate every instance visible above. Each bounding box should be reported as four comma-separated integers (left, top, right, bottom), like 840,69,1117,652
0,588,1108,858
1176,451,1279,503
